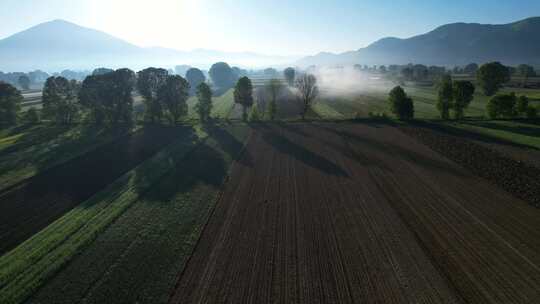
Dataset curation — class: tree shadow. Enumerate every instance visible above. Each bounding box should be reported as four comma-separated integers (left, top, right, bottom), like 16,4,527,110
319,124,468,177
459,120,540,139
414,120,540,151
261,127,349,177
202,122,253,167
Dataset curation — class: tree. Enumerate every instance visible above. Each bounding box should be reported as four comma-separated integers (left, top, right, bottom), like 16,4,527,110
0,82,22,126
477,62,510,96
92,68,114,76
195,83,213,122
452,81,475,119
266,79,282,120
388,86,414,120
295,74,319,120
284,67,296,86
437,74,453,120
79,69,136,124
185,68,206,95
463,63,479,75
525,105,538,119
23,108,40,123
42,76,79,124
486,93,517,119
157,75,190,124
137,68,169,123
516,95,529,115
209,62,236,89
401,67,413,81
516,64,536,87
234,77,254,122
18,75,30,90
264,68,278,76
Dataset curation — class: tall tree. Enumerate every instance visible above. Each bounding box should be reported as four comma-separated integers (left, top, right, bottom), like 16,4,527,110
284,67,296,86
18,75,30,90
487,93,517,119
195,83,213,122
388,86,414,120
452,81,475,119
437,74,453,120
79,68,136,124
185,68,206,95
234,76,254,122
0,82,22,126
42,76,79,124
295,74,319,120
477,62,510,96
137,68,168,123
157,75,190,125
209,62,236,89
266,79,283,120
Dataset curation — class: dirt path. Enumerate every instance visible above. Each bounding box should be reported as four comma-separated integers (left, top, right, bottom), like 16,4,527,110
169,122,540,303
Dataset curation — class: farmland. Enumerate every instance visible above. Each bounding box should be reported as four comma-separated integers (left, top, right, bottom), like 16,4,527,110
170,123,540,303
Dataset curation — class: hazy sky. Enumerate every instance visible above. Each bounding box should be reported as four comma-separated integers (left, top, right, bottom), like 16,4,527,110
1,0,539,56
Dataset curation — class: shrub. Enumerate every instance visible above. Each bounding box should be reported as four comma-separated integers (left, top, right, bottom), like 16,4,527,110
525,105,538,119
486,93,517,119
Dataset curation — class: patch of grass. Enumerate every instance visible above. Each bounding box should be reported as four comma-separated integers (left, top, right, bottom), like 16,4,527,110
0,127,206,304
443,120,540,149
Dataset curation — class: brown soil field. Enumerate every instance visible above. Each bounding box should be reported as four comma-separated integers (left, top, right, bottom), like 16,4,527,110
0,126,186,254
169,123,540,304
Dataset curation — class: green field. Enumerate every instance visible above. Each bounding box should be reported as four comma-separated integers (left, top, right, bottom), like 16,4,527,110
0,123,250,304
0,124,132,191
315,84,540,120
442,120,540,149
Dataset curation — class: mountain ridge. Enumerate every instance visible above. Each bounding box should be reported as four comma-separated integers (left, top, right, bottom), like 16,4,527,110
298,17,540,67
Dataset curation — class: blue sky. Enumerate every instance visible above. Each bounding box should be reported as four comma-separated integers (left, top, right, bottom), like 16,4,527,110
1,0,539,56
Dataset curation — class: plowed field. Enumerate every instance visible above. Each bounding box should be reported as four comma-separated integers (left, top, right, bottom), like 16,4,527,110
169,123,540,304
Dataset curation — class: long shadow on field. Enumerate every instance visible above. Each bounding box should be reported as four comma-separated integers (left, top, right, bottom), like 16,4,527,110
0,125,185,254
261,126,349,177
203,123,253,167
418,121,540,151
459,121,540,141
320,125,468,177
139,130,230,202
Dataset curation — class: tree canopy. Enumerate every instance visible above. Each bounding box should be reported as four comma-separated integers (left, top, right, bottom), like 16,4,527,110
295,74,319,120
209,62,237,89
388,86,414,120
137,68,169,123
452,80,475,119
185,68,206,95
437,74,453,120
0,82,22,125
79,68,136,124
477,62,510,96
18,75,30,90
43,76,79,124
157,75,190,124
195,82,213,122
234,76,254,121
284,67,296,86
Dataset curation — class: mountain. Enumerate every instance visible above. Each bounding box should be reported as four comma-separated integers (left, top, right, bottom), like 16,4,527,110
0,20,297,72
297,17,540,67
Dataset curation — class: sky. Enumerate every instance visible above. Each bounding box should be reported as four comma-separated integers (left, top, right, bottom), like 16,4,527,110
1,0,539,56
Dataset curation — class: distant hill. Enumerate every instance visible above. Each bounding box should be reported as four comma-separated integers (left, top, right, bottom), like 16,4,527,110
298,17,540,67
0,20,296,72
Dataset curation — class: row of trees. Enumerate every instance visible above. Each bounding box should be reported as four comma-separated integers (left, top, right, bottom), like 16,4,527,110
487,94,537,119
233,71,317,122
